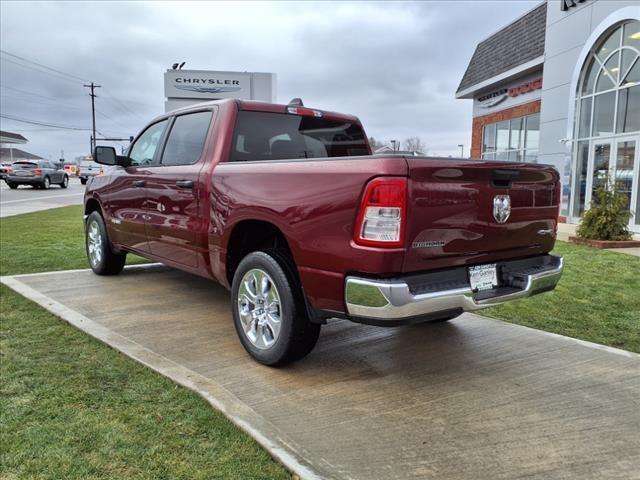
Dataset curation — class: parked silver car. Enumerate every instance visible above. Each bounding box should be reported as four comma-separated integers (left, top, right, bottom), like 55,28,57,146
0,162,13,180
5,160,69,189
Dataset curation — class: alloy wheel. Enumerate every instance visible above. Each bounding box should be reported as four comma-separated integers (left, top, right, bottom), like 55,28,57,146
237,268,282,350
87,220,103,268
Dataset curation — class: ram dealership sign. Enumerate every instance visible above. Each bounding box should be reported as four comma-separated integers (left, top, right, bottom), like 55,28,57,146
164,69,276,112
473,75,543,114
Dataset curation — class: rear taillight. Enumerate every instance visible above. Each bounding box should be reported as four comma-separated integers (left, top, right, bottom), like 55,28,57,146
354,177,407,247
33,169,42,174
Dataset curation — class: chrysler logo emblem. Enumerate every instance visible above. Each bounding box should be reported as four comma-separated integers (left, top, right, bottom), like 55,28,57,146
493,195,511,223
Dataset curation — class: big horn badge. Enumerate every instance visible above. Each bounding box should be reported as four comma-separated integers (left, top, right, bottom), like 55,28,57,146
493,195,511,224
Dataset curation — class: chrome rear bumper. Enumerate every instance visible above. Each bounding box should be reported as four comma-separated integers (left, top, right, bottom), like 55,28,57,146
345,255,563,322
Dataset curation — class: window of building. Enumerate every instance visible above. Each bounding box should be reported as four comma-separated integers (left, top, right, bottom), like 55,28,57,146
575,21,640,140
481,112,540,162
571,20,640,228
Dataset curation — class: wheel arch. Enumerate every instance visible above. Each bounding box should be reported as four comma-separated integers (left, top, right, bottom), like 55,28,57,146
225,219,296,287
84,197,103,218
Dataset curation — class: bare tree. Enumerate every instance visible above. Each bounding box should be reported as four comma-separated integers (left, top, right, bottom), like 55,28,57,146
368,137,384,151
403,137,425,154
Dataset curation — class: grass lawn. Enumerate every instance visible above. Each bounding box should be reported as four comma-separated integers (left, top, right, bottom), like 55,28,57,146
1,206,290,479
485,241,640,353
1,206,639,478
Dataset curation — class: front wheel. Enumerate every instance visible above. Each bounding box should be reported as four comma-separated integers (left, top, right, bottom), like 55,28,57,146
60,175,69,188
85,211,126,275
7,182,18,189
231,250,320,366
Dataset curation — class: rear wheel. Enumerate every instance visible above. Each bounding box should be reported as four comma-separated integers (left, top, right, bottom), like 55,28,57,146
7,182,18,189
42,176,50,190
231,250,321,366
85,211,126,275
60,175,69,188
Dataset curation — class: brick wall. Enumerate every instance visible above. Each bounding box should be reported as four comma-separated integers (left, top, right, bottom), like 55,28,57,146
470,99,541,159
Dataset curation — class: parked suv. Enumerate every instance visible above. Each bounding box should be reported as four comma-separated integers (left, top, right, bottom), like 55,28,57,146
78,160,102,185
5,160,69,189
86,99,563,366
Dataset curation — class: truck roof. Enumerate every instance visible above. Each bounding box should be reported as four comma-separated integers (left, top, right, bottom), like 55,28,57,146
162,98,360,123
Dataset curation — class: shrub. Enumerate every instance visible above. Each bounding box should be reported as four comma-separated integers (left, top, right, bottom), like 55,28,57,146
577,184,632,241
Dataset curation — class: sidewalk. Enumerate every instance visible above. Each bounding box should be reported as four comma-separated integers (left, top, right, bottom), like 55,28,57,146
3,265,638,480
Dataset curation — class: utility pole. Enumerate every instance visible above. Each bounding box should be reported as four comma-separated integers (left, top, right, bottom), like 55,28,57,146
84,82,101,153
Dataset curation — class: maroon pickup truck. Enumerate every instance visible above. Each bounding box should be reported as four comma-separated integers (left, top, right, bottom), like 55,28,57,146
86,98,563,365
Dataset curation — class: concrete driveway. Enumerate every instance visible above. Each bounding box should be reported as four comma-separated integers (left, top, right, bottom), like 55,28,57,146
3,265,639,480
0,177,85,217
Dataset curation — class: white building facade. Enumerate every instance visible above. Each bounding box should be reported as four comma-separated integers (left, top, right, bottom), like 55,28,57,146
458,1,640,232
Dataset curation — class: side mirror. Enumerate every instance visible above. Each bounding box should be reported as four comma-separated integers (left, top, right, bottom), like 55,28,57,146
94,146,129,167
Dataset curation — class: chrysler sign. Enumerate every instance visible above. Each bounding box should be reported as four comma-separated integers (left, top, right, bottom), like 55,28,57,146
164,70,250,100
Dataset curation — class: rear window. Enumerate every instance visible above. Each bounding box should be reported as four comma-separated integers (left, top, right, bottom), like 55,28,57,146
13,162,37,168
229,111,369,162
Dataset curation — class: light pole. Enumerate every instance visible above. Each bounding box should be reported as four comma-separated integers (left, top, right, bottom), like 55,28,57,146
457,144,464,158
390,139,398,152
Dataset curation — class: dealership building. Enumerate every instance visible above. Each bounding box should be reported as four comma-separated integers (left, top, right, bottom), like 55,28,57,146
457,0,640,231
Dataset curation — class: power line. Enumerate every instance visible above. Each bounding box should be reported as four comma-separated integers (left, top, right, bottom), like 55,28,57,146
0,113,91,131
102,87,147,121
0,57,84,85
2,84,131,132
0,83,57,100
1,92,87,112
0,49,90,83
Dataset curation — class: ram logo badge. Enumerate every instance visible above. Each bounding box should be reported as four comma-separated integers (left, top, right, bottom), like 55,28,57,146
493,195,511,224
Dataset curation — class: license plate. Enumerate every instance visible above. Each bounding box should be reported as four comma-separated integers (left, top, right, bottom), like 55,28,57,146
469,264,498,291
15,171,29,176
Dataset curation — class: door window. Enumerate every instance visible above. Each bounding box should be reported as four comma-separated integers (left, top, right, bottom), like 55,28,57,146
129,119,168,166
615,141,636,210
161,111,212,166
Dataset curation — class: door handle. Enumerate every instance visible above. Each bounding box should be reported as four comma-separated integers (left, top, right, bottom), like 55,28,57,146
176,180,194,189
132,180,145,187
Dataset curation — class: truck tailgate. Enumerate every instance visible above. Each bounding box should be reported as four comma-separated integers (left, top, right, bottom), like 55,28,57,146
403,158,560,273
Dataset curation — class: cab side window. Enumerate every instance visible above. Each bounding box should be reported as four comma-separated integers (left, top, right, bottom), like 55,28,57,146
161,111,213,166
129,119,169,166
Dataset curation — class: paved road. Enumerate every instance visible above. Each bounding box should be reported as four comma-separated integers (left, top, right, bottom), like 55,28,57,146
0,177,85,218
5,264,639,480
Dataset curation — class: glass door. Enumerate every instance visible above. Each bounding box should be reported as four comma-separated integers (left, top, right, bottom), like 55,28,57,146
585,140,612,210
585,136,640,232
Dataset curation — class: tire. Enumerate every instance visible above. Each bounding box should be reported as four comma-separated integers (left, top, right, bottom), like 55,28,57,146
85,211,126,275
80,178,87,185
231,249,321,366
7,182,18,189
60,175,69,188
42,176,50,190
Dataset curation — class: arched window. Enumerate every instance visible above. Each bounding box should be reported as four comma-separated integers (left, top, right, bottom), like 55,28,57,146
571,21,640,223
576,21,639,139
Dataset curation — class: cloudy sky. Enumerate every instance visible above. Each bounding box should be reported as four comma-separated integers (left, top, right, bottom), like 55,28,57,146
1,0,539,160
